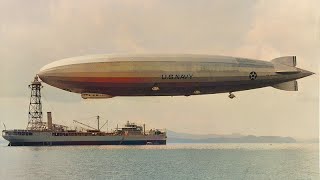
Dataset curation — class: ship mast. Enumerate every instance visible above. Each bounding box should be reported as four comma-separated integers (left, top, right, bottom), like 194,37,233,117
97,115,100,130
27,76,44,130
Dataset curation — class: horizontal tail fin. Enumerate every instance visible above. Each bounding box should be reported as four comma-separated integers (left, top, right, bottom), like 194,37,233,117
272,80,298,91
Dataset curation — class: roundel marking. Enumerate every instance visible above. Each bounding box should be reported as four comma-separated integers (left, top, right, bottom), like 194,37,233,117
249,71,257,80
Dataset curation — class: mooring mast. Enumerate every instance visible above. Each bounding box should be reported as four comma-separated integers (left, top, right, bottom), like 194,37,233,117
27,76,45,130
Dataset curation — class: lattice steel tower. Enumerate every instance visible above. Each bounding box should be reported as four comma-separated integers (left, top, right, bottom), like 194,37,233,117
27,76,45,130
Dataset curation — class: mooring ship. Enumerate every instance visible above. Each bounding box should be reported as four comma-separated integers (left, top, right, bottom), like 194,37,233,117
2,77,166,146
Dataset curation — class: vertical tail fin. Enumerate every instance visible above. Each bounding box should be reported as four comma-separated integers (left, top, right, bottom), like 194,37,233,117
271,56,298,73
271,56,297,67
272,80,298,91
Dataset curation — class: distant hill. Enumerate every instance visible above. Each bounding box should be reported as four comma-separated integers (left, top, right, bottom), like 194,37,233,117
167,130,296,143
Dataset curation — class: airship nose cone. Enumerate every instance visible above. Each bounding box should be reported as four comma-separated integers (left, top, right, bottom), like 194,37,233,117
38,74,46,83
38,69,47,81
38,65,52,83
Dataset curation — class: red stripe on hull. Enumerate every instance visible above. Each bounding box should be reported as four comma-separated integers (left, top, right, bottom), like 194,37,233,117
70,77,153,83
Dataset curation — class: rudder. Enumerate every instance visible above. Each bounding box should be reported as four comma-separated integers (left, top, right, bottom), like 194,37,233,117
271,56,297,67
271,56,298,73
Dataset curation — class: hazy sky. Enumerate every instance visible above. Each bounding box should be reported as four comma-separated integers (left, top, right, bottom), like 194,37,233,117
0,0,319,139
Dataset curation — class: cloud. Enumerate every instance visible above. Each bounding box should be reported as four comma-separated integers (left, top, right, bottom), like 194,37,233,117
0,0,257,96
232,0,320,67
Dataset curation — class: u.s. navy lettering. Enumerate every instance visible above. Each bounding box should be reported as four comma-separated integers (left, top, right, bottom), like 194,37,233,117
161,74,193,79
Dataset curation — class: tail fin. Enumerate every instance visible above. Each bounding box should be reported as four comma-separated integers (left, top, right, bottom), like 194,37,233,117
271,56,298,73
271,56,297,67
272,80,298,91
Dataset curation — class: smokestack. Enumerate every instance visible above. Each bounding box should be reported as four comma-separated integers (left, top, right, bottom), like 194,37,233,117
143,124,145,135
47,112,52,130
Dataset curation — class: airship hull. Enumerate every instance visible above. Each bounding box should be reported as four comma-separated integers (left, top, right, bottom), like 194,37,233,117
38,54,313,98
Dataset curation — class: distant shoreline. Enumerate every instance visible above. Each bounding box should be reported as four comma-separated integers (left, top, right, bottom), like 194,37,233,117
167,130,318,143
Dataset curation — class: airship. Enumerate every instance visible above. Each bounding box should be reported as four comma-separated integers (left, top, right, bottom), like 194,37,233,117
38,54,314,99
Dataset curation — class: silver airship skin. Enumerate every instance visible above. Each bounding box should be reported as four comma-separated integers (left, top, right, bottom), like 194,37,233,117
38,54,314,99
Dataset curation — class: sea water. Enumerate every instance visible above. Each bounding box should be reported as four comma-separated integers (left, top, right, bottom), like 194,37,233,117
0,141,318,180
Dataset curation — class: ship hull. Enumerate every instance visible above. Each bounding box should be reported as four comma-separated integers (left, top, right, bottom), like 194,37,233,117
2,131,166,146
7,140,166,146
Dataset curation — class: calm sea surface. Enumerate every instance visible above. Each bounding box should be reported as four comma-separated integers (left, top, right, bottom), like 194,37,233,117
0,141,318,180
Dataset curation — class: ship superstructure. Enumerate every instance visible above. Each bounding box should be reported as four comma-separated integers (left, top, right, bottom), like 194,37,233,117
2,77,166,146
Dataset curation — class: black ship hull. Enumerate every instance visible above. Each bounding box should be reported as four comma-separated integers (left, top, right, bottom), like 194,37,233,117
8,140,166,146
